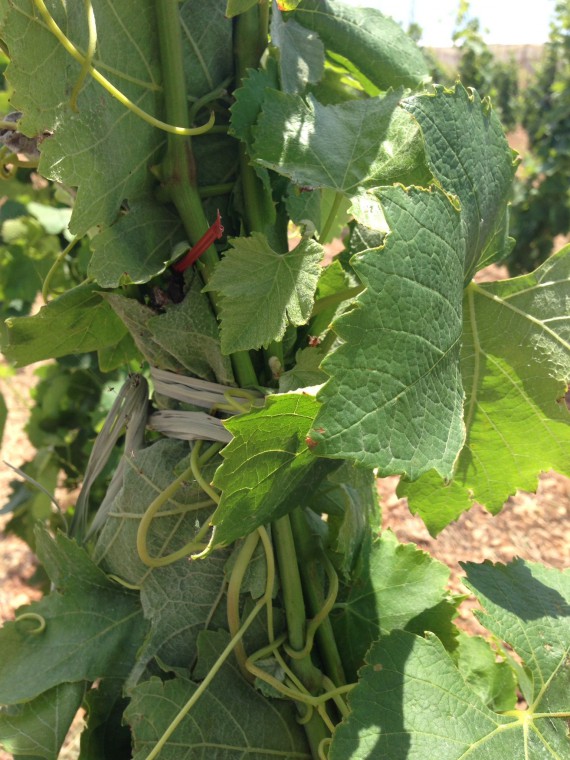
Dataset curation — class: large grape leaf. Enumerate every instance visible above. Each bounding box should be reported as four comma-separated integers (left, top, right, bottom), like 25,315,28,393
0,682,85,760
308,86,520,479
204,234,323,353
211,393,338,546
400,247,570,533
0,530,148,704
93,440,230,676
308,185,466,479
329,560,570,760
403,85,518,279
126,631,311,760
2,283,128,367
252,88,431,204
2,0,231,272
290,0,429,91
330,530,451,679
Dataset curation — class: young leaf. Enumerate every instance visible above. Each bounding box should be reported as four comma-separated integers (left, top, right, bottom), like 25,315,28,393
204,233,323,353
211,393,338,546
291,0,429,91
126,631,311,759
88,202,183,287
331,530,450,679
0,682,86,760
253,89,431,203
400,247,570,533
329,560,570,760
92,440,230,675
403,85,517,278
0,529,148,704
278,347,327,392
453,632,517,712
148,275,235,384
270,7,325,93
309,186,466,479
102,294,187,373
2,283,128,367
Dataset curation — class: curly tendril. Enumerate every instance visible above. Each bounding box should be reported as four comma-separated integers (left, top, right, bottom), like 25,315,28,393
15,613,46,634
33,0,215,136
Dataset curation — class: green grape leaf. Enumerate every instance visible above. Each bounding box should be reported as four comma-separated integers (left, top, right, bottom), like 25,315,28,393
211,393,338,546
0,530,148,704
2,283,128,367
92,440,230,675
315,461,380,578
2,0,163,236
102,294,187,373
0,682,86,760
331,530,450,679
88,202,183,287
126,631,311,760
330,560,570,760
225,0,258,19
97,331,141,372
270,8,325,93
148,274,235,384
279,347,327,392
204,233,323,353
309,186,466,479
453,632,517,712
403,85,517,278
400,247,570,533
229,62,280,153
291,0,429,91
252,89,431,205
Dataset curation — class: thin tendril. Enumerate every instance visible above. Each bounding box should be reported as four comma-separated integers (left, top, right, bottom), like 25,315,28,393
318,738,332,760
284,553,338,660
226,531,261,681
15,613,46,634
70,0,97,111
190,441,220,504
33,0,215,136
107,574,142,591
42,236,81,303
144,521,276,760
136,462,209,567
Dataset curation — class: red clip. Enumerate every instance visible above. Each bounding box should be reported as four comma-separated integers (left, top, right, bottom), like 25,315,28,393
173,210,224,273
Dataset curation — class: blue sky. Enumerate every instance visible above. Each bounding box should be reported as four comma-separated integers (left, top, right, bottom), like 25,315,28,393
342,0,556,46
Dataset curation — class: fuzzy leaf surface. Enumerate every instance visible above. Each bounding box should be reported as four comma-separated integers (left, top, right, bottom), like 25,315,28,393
211,394,337,546
88,202,183,287
0,682,85,759
2,284,127,367
401,247,570,533
403,85,517,278
291,0,429,91
148,275,235,384
310,186,466,478
270,8,325,93
127,631,311,759
252,89,430,201
205,234,323,353
0,530,148,704
331,530,450,678
330,560,570,759
93,440,229,674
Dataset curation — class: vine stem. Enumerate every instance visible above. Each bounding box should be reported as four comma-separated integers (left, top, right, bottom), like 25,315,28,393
155,0,257,388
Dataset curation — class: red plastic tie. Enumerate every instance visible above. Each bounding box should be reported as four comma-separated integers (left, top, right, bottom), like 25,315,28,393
173,210,224,273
